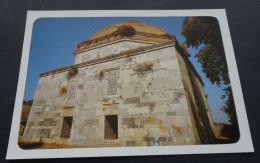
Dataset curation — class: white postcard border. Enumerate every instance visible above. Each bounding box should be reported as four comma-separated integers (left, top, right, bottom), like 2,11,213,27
6,9,254,159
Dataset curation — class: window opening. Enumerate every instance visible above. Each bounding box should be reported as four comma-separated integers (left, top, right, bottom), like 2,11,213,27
104,115,118,140
60,117,73,138
107,77,117,96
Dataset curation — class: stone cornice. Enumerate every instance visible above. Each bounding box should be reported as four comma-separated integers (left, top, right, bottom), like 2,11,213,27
39,41,176,77
74,38,156,55
39,40,204,85
74,31,176,54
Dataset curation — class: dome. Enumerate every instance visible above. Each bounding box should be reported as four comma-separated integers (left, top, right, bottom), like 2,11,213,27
90,20,168,40
75,20,176,53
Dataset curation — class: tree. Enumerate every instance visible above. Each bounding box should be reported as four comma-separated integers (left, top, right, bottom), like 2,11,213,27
26,99,33,106
23,99,33,106
181,17,239,142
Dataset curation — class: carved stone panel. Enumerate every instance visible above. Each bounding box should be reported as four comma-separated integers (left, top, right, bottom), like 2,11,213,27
107,77,117,96
67,85,77,101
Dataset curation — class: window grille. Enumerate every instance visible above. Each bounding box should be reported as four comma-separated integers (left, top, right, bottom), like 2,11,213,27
60,117,73,138
107,77,118,96
104,115,118,140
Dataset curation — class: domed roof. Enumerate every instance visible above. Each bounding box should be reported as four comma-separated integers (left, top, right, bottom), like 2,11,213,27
90,20,168,40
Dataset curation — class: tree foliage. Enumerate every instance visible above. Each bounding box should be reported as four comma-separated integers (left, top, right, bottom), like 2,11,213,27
221,86,236,124
23,99,33,106
181,17,229,86
181,17,239,141
195,45,230,86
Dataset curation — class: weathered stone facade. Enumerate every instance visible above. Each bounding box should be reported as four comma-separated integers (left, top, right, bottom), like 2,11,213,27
22,20,216,147
19,104,31,137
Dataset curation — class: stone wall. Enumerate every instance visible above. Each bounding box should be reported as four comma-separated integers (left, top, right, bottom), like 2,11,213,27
175,48,217,144
22,72,69,142
19,104,31,137
74,40,153,64
23,41,211,147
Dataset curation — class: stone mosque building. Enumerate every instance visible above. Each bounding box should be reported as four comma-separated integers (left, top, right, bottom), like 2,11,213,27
21,20,217,147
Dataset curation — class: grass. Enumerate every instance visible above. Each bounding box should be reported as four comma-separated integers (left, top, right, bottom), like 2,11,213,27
59,87,67,94
97,70,104,80
66,65,78,79
135,62,154,75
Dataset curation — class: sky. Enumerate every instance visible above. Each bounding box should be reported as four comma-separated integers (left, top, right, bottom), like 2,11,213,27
24,17,230,124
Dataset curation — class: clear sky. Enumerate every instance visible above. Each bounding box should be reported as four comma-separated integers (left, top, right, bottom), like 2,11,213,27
24,17,230,124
